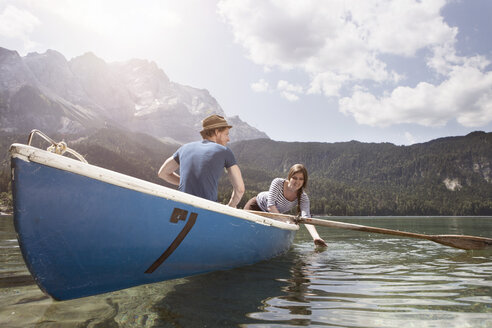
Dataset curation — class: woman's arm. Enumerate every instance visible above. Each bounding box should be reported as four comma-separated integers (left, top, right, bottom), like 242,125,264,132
266,178,283,213
304,224,327,246
301,194,327,247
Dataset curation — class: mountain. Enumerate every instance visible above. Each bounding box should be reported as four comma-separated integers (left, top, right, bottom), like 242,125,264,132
0,47,268,143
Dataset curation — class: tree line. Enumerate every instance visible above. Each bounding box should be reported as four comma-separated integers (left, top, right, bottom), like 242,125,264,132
2,128,492,216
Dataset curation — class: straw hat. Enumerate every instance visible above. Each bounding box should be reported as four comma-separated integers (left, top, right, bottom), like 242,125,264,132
200,115,232,135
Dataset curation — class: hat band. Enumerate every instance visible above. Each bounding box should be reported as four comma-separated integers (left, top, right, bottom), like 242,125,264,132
202,122,232,131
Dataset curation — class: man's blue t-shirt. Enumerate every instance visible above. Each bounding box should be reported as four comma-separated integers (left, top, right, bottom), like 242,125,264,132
173,140,237,201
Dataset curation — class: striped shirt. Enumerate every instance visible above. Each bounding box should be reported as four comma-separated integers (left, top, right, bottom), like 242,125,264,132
256,178,311,217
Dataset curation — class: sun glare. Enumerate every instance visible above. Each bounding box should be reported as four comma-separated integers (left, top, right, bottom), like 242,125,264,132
39,1,182,40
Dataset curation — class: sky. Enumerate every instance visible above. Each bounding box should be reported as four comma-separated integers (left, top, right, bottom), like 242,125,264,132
1,0,491,145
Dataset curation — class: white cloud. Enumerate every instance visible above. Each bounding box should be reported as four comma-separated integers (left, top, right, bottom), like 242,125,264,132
0,5,40,50
277,80,303,101
427,39,490,77
404,132,417,145
280,92,299,102
356,0,455,56
218,0,492,129
251,78,306,100
251,79,270,92
277,80,303,93
218,0,451,88
308,71,348,97
339,64,492,128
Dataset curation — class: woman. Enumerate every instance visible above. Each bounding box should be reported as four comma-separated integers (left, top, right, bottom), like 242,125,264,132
244,164,327,247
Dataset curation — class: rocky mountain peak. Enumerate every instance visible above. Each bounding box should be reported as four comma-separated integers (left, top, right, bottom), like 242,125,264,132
70,52,107,69
25,49,66,62
0,47,20,62
69,52,135,120
0,47,38,93
0,47,268,142
23,49,87,102
113,58,172,110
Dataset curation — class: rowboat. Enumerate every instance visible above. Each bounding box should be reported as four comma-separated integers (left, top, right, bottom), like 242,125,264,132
10,130,298,301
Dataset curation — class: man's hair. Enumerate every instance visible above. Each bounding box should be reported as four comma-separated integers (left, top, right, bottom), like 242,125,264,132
201,127,228,139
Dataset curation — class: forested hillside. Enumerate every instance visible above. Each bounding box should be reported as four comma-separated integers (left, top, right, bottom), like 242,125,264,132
221,131,492,215
2,129,491,216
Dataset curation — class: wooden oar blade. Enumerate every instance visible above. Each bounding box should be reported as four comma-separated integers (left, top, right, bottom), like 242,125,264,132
428,235,492,250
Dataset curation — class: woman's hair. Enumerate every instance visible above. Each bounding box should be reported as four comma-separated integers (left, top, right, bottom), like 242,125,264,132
287,164,308,215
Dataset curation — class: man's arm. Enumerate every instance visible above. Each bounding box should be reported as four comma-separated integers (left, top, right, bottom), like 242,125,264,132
226,164,245,207
158,157,180,186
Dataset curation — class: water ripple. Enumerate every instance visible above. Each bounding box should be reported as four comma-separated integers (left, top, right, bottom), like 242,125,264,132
247,223,492,328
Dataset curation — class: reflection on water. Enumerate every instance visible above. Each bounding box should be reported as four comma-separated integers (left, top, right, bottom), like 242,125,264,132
249,238,492,328
1,215,491,327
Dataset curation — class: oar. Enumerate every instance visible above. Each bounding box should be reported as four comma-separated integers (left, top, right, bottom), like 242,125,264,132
247,210,492,250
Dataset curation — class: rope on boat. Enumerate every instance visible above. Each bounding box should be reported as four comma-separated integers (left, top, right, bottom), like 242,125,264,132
27,129,88,164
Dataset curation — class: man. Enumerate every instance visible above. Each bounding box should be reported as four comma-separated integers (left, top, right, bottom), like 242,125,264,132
158,114,245,207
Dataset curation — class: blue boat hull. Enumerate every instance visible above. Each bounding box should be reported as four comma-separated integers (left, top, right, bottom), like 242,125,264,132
11,145,296,300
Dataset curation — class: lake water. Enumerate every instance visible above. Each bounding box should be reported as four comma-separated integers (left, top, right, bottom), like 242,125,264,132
1,214,491,328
